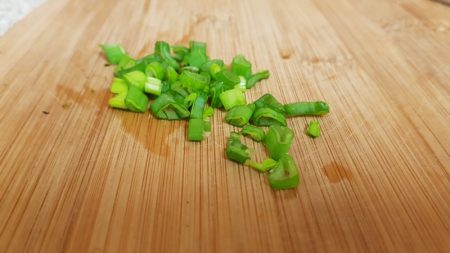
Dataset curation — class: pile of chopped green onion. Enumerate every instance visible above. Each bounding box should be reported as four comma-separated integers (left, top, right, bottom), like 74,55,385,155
101,41,329,190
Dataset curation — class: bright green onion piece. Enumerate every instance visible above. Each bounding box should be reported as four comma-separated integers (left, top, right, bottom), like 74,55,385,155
225,104,255,127
231,54,252,78
215,69,240,87
181,66,200,73
136,53,161,65
203,120,212,132
201,59,224,72
245,158,277,172
229,132,241,142
100,44,127,65
188,118,204,141
115,60,147,78
154,41,179,70
210,81,224,108
144,77,163,96
125,85,148,113
235,76,246,91
250,107,287,126
219,88,247,111
284,101,329,116
190,41,207,52
203,106,214,119
190,93,208,119
109,92,128,109
202,105,214,132
171,88,189,100
161,81,171,94
110,78,128,94
114,55,136,74
241,125,265,142
150,93,190,120
184,93,198,108
188,50,208,68
306,121,321,138
268,154,300,189
166,66,179,84
253,93,285,114
171,45,189,61
225,133,250,164
123,71,147,91
199,71,211,89
246,70,270,89
145,61,165,80
187,41,208,68
264,125,294,160
179,70,209,92
209,63,222,78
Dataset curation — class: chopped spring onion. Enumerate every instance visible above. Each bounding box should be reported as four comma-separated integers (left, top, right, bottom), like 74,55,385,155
202,106,214,133
264,125,294,160
209,63,223,78
203,120,212,132
241,125,265,142
166,66,179,84
150,93,190,120
136,53,161,65
144,77,163,96
245,158,277,172
183,93,198,108
179,70,209,92
235,76,246,91
203,106,214,119
250,107,287,126
246,70,270,89
253,93,285,114
224,104,255,127
101,40,330,190
219,88,246,111
284,101,329,116
225,132,250,164
171,45,189,61
145,61,165,80
187,41,208,68
209,81,225,108
110,78,128,94
231,54,252,78
170,82,189,97
190,93,208,119
306,120,321,138
181,66,200,73
123,71,147,91
114,55,136,74
154,41,179,70
109,92,128,109
188,118,204,141
100,44,127,65
268,154,300,189
215,69,240,87
125,85,148,113
201,59,224,72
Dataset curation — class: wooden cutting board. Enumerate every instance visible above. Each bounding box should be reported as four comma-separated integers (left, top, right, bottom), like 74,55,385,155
0,0,449,252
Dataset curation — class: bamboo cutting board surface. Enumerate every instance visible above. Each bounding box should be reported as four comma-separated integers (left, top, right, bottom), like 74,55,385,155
0,0,449,252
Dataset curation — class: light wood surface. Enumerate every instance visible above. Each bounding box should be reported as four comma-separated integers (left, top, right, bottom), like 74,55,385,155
0,0,449,252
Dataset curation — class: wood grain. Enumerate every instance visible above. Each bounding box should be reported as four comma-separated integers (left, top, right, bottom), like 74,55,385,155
0,0,449,252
